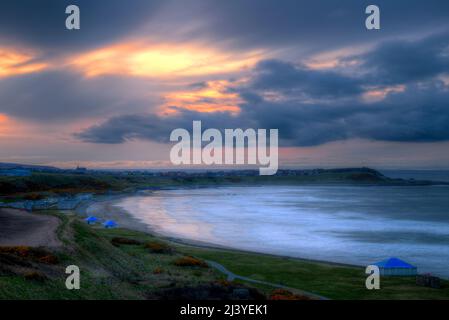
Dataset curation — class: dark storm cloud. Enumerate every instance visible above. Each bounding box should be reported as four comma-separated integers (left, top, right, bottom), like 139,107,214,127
75,109,250,144
239,81,449,146
0,0,164,52
75,80,449,146
2,0,449,55
353,82,449,143
75,32,449,146
169,0,449,52
357,32,449,85
1,1,448,146
247,59,364,98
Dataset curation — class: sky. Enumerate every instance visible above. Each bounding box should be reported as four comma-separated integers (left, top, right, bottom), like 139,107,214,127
0,0,449,170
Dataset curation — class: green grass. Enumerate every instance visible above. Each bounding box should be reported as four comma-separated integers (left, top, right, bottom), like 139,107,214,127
0,215,220,300
175,245,449,300
82,226,449,300
1,213,448,300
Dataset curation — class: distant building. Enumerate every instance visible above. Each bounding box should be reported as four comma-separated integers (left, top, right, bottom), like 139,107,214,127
74,166,87,174
373,257,417,276
103,220,118,228
0,168,31,177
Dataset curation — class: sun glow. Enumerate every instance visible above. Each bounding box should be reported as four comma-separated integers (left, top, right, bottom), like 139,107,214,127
70,41,264,78
0,113,16,136
0,48,47,77
161,80,243,114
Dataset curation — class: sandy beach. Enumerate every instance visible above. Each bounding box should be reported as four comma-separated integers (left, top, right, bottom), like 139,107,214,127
84,196,153,234
0,208,61,247
83,195,237,251
83,185,449,278
81,194,367,270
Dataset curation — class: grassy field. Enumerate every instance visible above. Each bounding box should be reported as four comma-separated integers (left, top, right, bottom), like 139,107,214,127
0,213,222,299
177,245,449,300
1,212,448,300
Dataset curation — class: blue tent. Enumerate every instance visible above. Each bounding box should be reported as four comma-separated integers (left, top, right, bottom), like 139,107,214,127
373,257,417,276
103,220,118,229
85,216,98,224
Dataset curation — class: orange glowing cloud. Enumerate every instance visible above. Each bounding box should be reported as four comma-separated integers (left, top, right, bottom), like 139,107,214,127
0,113,46,139
0,48,47,77
0,113,19,137
305,59,340,70
363,85,405,102
70,41,264,78
161,80,243,114
304,46,366,70
0,113,8,123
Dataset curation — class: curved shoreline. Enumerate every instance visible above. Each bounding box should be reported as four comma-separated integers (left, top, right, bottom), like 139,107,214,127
80,192,365,270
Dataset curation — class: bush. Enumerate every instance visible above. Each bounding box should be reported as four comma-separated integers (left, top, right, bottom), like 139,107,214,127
153,267,164,274
269,289,312,300
0,246,32,257
111,237,142,246
145,241,173,254
24,271,47,282
0,246,58,264
215,279,233,287
38,255,59,265
173,256,208,268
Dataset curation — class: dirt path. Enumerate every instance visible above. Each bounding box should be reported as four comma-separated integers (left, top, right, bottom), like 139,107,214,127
206,260,329,300
0,209,61,247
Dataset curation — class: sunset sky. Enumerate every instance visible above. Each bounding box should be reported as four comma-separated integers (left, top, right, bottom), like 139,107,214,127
0,0,449,169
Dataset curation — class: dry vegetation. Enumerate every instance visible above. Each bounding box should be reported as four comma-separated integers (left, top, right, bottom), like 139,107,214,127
269,288,313,300
0,246,59,265
145,241,173,254
110,237,142,246
173,256,208,268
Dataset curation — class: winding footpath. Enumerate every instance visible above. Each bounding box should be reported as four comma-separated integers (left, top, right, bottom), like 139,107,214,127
206,260,329,300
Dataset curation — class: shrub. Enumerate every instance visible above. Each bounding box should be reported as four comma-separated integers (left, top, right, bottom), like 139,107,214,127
38,255,59,265
173,256,208,268
0,246,32,257
145,241,173,254
269,289,312,300
24,271,47,282
111,237,142,246
215,279,233,287
0,246,58,265
153,267,164,274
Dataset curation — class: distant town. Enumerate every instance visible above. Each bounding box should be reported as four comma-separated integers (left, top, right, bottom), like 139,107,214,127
0,162,384,178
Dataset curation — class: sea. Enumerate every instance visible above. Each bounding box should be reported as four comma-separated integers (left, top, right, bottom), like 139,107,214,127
116,170,449,277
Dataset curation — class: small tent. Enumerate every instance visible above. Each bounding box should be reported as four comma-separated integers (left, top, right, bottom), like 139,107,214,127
373,257,417,276
103,220,118,229
85,216,98,224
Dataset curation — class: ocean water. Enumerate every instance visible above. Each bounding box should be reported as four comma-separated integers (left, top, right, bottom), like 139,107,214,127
117,185,449,277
